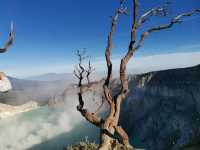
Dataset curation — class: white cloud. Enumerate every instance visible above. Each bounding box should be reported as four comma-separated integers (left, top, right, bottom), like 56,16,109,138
92,51,200,75
127,52,200,74
3,51,200,78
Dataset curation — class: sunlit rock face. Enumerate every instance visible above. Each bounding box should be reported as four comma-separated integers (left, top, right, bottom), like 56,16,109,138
0,72,12,92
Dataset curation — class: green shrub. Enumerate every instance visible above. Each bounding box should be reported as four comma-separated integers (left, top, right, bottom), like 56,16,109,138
65,137,98,150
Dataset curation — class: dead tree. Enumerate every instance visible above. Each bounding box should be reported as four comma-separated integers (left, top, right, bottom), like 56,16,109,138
0,22,14,53
0,22,14,92
74,0,200,149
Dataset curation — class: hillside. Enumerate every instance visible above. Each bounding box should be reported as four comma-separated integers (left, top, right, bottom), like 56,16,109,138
0,65,200,150
0,77,71,105
0,101,38,119
35,65,200,150
58,65,200,150
119,65,200,150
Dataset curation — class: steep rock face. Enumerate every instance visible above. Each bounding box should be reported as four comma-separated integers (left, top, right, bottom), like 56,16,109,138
120,65,200,150
0,101,38,119
0,77,69,105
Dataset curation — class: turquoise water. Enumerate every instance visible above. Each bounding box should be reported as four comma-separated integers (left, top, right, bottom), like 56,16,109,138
0,106,99,150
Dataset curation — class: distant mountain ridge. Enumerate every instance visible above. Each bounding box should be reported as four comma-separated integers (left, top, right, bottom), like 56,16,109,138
26,73,75,82
0,76,72,106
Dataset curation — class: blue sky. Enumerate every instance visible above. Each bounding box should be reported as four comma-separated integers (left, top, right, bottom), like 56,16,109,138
0,0,200,77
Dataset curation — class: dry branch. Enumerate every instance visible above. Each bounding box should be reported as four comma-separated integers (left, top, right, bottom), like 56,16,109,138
133,8,200,52
137,3,169,28
0,22,14,53
86,58,95,84
103,0,127,124
73,0,200,149
74,50,104,127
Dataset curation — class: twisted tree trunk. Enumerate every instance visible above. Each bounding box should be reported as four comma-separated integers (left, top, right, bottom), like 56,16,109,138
73,0,200,149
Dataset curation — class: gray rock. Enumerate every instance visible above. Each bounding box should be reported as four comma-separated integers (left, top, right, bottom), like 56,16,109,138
120,65,200,150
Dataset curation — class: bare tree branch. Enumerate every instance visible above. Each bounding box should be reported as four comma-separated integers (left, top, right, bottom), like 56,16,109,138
86,58,95,84
94,96,105,115
104,0,127,87
133,9,200,52
115,0,139,104
74,50,104,127
114,125,132,148
73,1,200,149
131,0,138,43
103,0,127,130
137,3,169,28
0,22,14,53
113,8,200,120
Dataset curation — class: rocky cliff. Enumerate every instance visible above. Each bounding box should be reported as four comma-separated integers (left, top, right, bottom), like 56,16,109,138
0,101,39,119
56,65,200,150
1,64,199,150
120,65,200,150
0,77,69,105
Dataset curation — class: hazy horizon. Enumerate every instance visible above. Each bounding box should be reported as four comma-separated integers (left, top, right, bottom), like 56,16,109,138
0,0,199,78
5,51,200,78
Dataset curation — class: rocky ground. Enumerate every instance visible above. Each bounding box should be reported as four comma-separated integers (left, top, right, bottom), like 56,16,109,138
65,140,144,150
